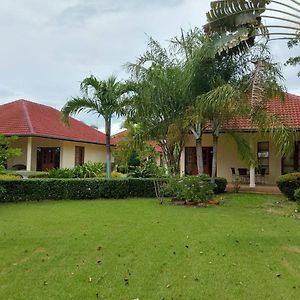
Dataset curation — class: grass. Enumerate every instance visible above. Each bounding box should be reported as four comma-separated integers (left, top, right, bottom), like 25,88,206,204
1,194,300,300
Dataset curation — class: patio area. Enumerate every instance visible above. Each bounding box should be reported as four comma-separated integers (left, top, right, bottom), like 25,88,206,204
226,183,281,194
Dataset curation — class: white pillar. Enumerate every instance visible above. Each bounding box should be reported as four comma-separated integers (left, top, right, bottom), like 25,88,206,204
180,148,185,177
249,165,256,188
26,137,32,171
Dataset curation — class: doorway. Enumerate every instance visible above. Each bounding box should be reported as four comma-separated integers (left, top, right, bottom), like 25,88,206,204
37,147,60,171
185,147,213,176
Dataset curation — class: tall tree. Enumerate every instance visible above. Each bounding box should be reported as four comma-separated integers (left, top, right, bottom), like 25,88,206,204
126,38,188,175
61,75,127,178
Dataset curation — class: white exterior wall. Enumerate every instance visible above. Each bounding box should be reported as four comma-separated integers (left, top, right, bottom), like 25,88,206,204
7,137,107,170
183,132,286,185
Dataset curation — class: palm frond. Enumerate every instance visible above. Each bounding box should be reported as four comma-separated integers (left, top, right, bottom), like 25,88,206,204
61,97,101,125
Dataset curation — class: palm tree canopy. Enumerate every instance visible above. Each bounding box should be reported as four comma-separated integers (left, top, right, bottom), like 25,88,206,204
204,0,300,54
61,75,126,124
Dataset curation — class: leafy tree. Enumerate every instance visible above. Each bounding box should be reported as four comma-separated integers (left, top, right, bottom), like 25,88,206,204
113,122,159,173
125,38,188,174
0,135,21,171
61,75,128,178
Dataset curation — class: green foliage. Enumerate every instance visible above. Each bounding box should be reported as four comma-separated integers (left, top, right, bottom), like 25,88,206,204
61,75,130,178
294,188,300,211
73,162,105,178
214,177,228,194
126,37,187,175
46,162,105,179
286,31,300,77
0,174,23,180
48,168,74,178
168,175,215,203
128,159,163,178
127,150,141,167
0,178,168,202
27,172,49,179
0,135,22,171
276,172,300,201
111,171,124,178
0,184,6,195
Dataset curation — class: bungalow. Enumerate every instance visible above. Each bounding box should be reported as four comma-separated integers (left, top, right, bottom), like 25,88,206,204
180,93,300,186
0,99,109,171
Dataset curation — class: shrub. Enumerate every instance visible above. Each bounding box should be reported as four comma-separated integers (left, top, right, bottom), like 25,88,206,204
0,178,168,202
214,177,227,194
73,162,105,178
276,172,300,201
111,171,124,178
128,160,164,178
0,184,6,195
169,175,214,203
28,172,49,179
48,168,74,178
0,174,22,180
294,188,300,211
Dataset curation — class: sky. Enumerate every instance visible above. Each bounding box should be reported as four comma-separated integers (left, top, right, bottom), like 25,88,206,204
0,0,299,133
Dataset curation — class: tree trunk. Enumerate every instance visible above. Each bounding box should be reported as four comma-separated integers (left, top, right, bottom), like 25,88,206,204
105,116,112,178
211,134,218,184
196,137,204,175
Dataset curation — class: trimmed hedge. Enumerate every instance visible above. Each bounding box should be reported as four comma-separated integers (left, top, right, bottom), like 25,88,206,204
214,177,227,194
0,175,227,203
276,172,300,201
0,178,167,202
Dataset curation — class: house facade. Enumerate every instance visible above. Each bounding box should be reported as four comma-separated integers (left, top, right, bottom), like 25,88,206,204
180,93,300,186
0,99,108,171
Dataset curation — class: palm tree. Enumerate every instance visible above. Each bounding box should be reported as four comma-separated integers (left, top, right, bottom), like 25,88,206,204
61,75,127,178
204,0,300,54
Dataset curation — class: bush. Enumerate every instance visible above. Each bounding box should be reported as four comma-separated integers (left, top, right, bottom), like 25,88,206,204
128,160,164,178
73,162,105,178
294,188,300,211
169,175,214,203
0,178,168,202
0,174,22,180
28,172,49,179
214,177,227,194
276,172,300,201
48,168,74,178
111,171,124,178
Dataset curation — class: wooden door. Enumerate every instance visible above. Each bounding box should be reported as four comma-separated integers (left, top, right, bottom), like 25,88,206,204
185,147,213,176
42,148,55,171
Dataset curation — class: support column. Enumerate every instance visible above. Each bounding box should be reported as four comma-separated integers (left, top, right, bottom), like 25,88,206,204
249,165,256,188
26,137,32,171
180,148,185,177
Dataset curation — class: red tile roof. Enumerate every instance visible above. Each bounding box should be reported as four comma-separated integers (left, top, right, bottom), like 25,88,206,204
112,130,163,153
0,99,107,145
222,93,300,130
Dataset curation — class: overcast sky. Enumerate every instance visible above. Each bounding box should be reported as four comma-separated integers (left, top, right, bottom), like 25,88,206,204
0,0,299,133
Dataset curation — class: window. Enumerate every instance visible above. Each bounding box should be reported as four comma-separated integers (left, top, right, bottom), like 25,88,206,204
257,142,269,174
75,146,85,166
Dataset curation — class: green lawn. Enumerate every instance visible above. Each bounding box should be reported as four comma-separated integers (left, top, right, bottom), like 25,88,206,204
1,194,300,300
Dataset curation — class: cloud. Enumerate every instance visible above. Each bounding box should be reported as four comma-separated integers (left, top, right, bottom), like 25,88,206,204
48,0,185,28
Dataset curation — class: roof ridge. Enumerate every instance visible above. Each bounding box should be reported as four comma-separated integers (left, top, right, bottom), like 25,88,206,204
22,100,35,134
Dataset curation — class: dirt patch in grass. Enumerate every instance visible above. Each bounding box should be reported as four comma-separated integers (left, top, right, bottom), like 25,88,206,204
285,246,300,254
172,200,221,208
34,247,47,253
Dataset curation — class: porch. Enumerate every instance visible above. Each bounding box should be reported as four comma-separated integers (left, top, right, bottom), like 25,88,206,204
226,184,281,194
